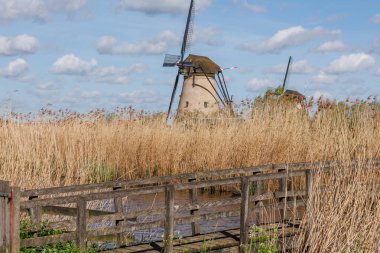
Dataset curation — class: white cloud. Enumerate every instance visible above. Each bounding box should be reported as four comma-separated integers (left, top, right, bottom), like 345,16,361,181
246,78,275,92
326,53,375,74
239,26,340,54
315,40,345,53
80,90,101,98
313,91,331,99
51,54,146,85
311,72,337,84
47,0,87,12
372,13,380,24
0,35,39,56
0,0,47,21
270,60,314,74
97,30,180,55
0,0,88,22
51,54,97,75
33,82,60,97
118,90,162,104
242,1,266,13
118,0,212,15
371,38,380,55
0,58,31,81
193,26,224,46
93,63,145,85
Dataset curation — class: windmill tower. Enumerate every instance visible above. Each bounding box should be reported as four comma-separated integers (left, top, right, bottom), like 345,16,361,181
163,0,233,120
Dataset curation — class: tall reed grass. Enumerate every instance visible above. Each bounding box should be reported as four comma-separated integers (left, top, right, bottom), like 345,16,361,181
1,98,379,252
0,99,379,190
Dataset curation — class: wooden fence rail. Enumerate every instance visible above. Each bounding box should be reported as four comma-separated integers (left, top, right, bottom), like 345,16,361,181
1,158,380,253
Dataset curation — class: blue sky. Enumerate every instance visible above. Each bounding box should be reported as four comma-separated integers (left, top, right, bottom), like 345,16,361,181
0,0,379,114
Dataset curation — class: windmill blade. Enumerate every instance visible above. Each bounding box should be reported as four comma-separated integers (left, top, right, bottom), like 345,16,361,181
163,54,181,67
282,56,292,90
166,71,181,121
221,67,238,71
219,71,231,102
180,0,195,61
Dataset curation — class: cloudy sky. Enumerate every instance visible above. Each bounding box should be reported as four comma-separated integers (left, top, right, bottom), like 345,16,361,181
0,0,379,114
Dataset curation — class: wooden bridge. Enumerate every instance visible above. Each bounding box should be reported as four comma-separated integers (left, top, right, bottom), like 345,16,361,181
1,159,379,253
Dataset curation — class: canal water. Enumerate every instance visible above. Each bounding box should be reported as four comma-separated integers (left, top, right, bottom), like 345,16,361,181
123,190,240,242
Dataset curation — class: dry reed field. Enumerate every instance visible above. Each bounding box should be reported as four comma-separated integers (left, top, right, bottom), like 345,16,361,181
1,99,379,189
1,99,380,251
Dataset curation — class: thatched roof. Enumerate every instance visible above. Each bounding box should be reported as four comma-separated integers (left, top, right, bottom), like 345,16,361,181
283,90,306,101
183,54,221,76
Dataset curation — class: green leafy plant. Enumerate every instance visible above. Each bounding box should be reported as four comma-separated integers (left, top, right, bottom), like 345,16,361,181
20,220,97,253
241,225,279,253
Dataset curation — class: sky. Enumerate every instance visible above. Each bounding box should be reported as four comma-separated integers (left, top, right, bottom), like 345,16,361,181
0,0,379,114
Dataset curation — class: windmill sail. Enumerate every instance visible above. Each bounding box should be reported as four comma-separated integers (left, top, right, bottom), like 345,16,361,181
180,0,195,61
163,54,181,67
166,0,195,121
282,56,292,90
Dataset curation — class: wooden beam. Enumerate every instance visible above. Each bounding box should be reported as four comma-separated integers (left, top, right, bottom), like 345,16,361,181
76,197,87,251
164,185,174,253
188,177,200,236
10,187,20,253
239,177,250,252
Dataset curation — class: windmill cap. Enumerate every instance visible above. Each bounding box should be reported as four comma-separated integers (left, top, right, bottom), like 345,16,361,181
283,89,306,100
184,54,221,75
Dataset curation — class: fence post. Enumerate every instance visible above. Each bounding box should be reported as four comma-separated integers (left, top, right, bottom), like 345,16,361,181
10,187,20,253
0,181,10,253
305,169,314,247
306,170,314,198
278,168,287,222
28,195,42,226
252,171,263,225
76,197,87,251
164,185,174,253
113,187,125,247
188,177,200,236
239,177,250,253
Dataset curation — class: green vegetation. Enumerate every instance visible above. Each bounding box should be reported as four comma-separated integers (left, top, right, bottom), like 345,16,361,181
20,220,97,253
241,225,279,253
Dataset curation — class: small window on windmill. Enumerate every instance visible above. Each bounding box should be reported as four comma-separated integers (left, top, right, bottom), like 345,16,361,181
185,101,189,108
204,102,208,108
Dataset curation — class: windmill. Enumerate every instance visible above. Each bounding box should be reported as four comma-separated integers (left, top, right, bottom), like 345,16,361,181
163,0,233,120
280,56,306,107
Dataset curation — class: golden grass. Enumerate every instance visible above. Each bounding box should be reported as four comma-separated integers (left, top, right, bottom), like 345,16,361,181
1,99,380,251
294,160,380,252
1,100,379,190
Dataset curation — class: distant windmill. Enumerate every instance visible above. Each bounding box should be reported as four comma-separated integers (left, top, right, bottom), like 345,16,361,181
280,56,306,107
163,0,233,120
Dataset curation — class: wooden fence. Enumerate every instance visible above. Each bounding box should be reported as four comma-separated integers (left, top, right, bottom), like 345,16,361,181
0,181,20,253
1,159,379,253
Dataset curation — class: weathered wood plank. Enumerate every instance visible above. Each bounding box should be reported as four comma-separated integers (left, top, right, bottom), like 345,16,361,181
21,232,76,248
76,197,87,251
113,186,125,247
175,211,240,225
164,185,175,253
188,177,200,236
20,158,380,199
27,205,115,217
10,187,20,253
21,186,166,208
239,177,250,252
